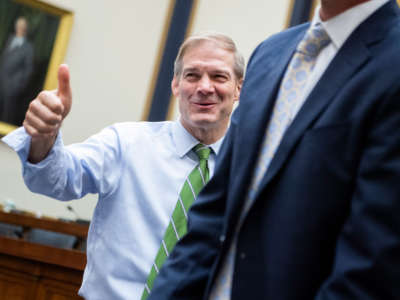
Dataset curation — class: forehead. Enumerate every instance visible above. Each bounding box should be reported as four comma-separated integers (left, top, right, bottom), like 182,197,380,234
181,40,235,73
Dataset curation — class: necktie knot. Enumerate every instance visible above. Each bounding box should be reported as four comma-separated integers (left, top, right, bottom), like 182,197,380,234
297,23,330,57
194,144,211,161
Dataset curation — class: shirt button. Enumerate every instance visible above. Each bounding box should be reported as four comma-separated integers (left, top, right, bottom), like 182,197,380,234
240,252,246,259
219,235,226,243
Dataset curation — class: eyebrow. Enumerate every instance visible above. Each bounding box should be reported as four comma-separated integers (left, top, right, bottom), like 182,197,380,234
182,67,232,77
182,68,200,74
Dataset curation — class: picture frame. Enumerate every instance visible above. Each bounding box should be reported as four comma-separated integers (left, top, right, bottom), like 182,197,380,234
0,0,73,136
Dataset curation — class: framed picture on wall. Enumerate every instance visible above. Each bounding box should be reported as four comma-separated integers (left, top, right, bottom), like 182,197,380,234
0,0,73,136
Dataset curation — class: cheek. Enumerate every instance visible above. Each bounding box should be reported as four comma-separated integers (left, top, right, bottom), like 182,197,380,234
178,88,189,98
178,99,187,112
219,87,237,104
221,101,235,117
178,99,192,118
178,83,195,97
217,83,237,97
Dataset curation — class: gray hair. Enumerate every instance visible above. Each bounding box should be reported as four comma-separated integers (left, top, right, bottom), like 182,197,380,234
174,32,245,81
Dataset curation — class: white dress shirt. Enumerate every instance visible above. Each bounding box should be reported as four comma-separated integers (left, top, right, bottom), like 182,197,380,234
2,120,223,300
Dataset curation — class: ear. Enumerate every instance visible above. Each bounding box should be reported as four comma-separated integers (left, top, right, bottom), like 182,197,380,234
234,78,243,101
171,76,179,97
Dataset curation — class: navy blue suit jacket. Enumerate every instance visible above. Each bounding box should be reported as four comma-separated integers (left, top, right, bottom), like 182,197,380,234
149,1,400,299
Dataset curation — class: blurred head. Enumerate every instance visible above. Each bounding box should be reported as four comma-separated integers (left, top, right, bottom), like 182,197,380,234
15,17,28,37
172,32,244,143
319,0,370,21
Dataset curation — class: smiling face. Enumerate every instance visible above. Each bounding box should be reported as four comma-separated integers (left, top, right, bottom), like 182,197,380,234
172,40,241,140
172,41,241,141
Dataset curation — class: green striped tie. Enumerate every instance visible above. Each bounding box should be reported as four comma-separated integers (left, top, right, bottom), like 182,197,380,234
141,144,211,299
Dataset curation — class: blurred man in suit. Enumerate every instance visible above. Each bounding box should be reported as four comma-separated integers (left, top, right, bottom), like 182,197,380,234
0,16,33,124
148,0,400,299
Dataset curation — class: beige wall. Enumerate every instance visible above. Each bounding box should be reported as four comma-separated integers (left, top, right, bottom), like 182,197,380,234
0,0,291,220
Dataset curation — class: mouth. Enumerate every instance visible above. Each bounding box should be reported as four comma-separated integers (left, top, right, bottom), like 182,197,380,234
192,102,216,109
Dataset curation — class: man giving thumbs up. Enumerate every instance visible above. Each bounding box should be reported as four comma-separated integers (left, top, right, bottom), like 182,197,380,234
2,33,244,300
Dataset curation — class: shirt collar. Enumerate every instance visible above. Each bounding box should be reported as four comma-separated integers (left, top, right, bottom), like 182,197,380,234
312,0,389,50
172,120,225,158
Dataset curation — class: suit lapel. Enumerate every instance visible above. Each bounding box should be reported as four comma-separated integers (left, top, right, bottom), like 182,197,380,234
238,28,304,169
224,26,307,229
253,0,397,202
256,43,369,197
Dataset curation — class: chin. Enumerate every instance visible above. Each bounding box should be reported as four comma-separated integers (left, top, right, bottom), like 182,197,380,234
189,118,217,129
189,113,215,124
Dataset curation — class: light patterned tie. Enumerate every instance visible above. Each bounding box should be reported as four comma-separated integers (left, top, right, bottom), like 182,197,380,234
209,23,330,300
141,144,211,300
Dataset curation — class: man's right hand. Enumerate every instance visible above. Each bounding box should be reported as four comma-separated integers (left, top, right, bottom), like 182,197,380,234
23,64,72,163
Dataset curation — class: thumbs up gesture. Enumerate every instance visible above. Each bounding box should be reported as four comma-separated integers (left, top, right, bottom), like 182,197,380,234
24,64,72,163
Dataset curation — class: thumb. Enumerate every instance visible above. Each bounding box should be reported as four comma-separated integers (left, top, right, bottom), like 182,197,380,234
57,64,72,118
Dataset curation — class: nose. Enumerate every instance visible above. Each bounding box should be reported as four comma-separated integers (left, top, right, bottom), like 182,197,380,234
197,75,214,94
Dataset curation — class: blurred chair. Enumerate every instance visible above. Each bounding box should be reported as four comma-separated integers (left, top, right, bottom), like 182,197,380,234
27,228,78,249
0,222,22,238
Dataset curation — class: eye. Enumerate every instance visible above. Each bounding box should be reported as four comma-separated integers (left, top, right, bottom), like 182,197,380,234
213,74,229,82
184,73,200,82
